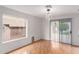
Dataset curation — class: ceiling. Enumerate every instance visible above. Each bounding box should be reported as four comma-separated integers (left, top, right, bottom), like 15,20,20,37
4,5,79,18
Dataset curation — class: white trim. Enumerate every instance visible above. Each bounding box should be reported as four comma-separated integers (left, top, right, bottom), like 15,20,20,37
2,37,26,44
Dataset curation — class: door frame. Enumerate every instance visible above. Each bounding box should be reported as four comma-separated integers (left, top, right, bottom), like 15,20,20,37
49,18,72,45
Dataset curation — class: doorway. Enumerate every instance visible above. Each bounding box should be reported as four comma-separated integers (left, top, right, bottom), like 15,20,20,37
50,18,72,44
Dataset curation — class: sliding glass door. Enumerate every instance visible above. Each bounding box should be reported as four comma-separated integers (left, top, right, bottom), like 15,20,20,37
50,18,72,44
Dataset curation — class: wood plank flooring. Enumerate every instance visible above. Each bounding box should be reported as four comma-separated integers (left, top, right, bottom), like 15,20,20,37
9,40,79,54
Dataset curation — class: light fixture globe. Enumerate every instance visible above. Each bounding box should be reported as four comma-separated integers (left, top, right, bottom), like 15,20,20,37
45,5,52,13
45,5,52,20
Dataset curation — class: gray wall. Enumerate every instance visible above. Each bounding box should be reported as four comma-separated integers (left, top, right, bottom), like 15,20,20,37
0,6,43,53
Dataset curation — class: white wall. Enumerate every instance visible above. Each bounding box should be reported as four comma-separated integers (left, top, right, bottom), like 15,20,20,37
28,14,43,41
0,7,3,43
41,17,50,40
42,14,79,46
0,6,43,53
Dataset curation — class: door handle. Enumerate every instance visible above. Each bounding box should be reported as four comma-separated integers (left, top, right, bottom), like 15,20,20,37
70,31,72,34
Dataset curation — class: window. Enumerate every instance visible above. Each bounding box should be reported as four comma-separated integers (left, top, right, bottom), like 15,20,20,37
2,14,28,42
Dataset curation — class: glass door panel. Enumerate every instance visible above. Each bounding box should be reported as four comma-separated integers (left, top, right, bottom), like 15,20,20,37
51,21,59,42
59,19,72,44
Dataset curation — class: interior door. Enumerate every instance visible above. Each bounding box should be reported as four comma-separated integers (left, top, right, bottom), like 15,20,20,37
59,19,72,44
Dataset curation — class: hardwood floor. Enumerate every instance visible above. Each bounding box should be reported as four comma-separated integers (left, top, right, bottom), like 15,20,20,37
8,40,79,54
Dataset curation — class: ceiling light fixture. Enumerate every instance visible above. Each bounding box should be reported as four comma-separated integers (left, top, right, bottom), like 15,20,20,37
45,5,52,14
45,5,52,20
